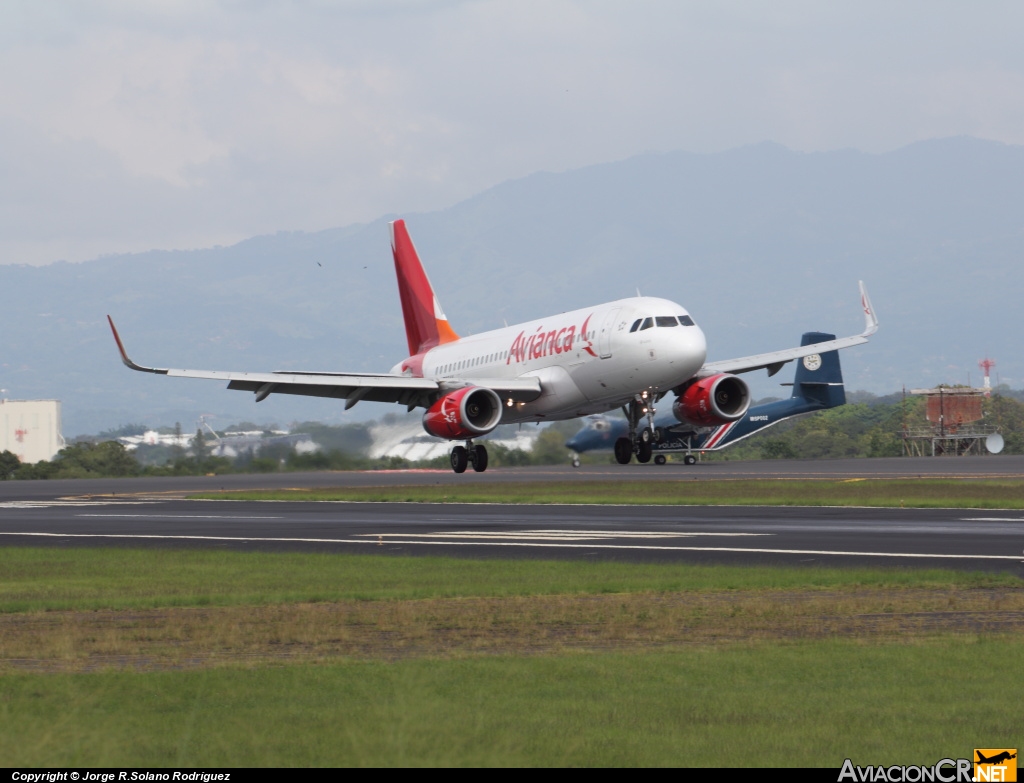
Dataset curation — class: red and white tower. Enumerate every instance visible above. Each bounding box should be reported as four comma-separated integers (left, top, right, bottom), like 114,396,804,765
978,357,996,396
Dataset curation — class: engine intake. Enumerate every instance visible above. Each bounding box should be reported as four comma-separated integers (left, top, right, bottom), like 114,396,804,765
422,386,503,440
673,373,751,427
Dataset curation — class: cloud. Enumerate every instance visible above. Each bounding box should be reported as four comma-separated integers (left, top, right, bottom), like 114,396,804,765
2,1,1024,265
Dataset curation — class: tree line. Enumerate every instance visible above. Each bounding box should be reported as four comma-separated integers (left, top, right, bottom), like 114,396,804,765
2,391,1022,480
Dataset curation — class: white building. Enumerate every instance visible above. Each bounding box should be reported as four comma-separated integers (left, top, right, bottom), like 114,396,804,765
0,399,65,464
368,420,542,462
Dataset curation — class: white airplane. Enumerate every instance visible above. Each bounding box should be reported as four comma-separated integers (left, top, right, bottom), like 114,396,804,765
108,219,878,474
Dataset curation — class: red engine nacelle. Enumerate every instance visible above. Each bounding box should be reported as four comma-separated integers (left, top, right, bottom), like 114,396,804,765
422,386,503,440
673,373,751,427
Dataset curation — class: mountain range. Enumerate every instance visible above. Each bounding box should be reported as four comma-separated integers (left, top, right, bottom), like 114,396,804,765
3,136,1021,436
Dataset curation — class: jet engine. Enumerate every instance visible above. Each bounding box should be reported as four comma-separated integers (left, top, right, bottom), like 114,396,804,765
422,386,503,440
673,373,751,427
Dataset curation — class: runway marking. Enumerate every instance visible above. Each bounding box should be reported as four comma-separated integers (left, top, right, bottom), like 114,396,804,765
962,517,1024,522
0,501,152,509
0,532,1020,561
361,530,769,541
75,514,283,520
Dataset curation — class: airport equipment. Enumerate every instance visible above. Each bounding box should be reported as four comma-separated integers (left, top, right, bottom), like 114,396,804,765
902,386,1002,456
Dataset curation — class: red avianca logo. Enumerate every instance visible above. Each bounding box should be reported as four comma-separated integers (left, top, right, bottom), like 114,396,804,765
507,314,596,365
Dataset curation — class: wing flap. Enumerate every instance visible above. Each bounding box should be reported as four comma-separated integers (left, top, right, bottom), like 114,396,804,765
168,368,438,390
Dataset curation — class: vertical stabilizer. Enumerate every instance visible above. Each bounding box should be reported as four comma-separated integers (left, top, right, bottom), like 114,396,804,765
792,332,845,408
389,220,459,355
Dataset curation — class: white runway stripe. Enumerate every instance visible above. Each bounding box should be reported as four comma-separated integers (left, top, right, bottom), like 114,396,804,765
0,501,152,508
361,530,769,541
961,517,1024,522
76,514,282,520
0,531,1020,561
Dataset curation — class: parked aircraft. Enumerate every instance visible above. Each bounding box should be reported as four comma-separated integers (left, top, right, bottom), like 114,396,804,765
108,219,878,474
565,333,847,465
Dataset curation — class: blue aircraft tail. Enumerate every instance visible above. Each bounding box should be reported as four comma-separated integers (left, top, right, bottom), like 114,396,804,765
788,331,845,409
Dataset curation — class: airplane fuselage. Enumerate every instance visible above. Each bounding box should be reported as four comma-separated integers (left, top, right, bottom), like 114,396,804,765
391,296,707,423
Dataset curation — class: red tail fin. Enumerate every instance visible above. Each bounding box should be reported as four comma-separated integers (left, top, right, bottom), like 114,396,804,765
390,219,459,355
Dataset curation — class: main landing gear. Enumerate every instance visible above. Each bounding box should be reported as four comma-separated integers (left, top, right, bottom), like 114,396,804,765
451,441,488,474
614,392,658,465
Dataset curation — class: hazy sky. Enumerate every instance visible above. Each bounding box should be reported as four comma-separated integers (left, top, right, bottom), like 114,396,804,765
3,0,1023,266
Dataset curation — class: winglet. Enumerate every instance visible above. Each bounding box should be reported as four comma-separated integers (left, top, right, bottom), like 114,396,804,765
858,281,879,337
107,316,168,375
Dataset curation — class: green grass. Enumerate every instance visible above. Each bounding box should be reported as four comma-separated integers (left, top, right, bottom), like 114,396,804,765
2,639,1020,766
188,477,1024,508
0,547,1019,613
4,547,1021,766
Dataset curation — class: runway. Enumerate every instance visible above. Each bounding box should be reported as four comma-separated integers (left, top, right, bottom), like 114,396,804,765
2,456,1022,571
1,496,1022,573
1,454,1024,501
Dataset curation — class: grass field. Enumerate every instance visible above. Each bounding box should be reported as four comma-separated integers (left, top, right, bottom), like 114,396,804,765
187,477,1024,508
2,547,1021,766
2,547,1019,613
2,642,1021,766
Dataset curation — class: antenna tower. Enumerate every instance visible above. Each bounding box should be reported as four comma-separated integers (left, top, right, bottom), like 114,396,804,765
978,357,996,396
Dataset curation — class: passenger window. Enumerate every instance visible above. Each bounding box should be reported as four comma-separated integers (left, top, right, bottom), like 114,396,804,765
656,316,678,327
639,317,653,331
678,315,695,326
629,319,642,333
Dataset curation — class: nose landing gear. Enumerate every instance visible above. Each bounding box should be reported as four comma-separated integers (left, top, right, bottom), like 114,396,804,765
614,391,660,465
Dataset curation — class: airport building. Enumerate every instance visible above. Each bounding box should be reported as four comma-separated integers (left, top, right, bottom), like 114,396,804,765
0,399,65,464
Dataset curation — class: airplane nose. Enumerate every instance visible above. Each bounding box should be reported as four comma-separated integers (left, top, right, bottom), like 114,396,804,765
663,323,707,375
690,325,708,364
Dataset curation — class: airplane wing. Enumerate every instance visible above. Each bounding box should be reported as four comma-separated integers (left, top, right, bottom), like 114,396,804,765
107,317,542,410
697,281,878,378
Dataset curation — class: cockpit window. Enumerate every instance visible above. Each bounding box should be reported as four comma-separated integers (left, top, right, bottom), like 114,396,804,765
629,319,642,333
639,317,653,331
655,316,678,327
677,314,695,326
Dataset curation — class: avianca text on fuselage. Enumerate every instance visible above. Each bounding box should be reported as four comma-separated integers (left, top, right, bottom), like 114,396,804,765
506,315,594,364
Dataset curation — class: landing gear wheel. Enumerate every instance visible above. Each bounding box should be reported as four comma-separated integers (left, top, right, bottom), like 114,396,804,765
472,444,488,473
640,427,652,444
653,427,664,443
614,437,633,465
684,454,697,466
450,446,468,473
654,454,667,465
636,440,653,463
572,458,581,468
